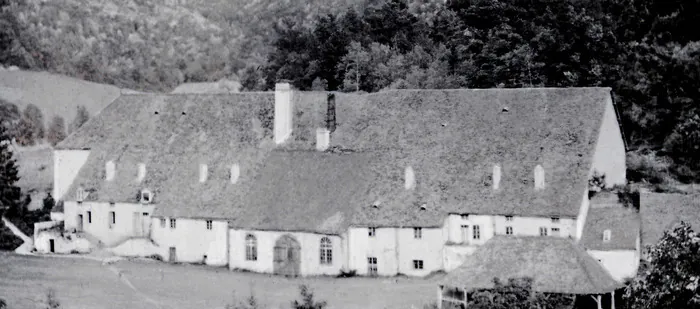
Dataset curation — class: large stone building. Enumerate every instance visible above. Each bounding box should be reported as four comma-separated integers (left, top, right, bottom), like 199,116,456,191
46,84,629,278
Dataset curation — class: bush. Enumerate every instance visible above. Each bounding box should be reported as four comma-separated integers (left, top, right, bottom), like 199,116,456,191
626,151,672,184
291,285,326,309
0,220,24,251
336,269,357,278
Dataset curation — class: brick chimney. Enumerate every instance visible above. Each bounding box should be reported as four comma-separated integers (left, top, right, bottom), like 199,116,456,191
274,82,294,144
316,128,330,151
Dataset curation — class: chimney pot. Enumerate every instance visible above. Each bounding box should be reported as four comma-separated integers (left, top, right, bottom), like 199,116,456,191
199,164,208,183
106,160,116,181
405,166,415,190
316,128,330,151
137,163,146,182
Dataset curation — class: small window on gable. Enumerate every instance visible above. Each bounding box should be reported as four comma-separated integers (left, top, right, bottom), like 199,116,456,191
603,229,611,242
76,187,86,202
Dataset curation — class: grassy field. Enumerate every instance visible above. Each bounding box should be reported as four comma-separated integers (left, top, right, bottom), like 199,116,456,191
0,252,440,309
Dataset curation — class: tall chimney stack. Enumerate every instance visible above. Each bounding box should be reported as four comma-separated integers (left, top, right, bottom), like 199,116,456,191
405,166,415,190
106,160,115,181
492,164,501,190
274,82,294,144
534,164,545,190
137,163,146,182
199,164,208,183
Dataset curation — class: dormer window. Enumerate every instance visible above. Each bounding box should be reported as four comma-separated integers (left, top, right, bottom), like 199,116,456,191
419,203,427,211
603,229,611,242
371,200,381,208
140,189,153,204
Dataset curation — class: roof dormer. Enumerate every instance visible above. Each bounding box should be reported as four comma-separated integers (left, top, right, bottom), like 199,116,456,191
140,189,153,204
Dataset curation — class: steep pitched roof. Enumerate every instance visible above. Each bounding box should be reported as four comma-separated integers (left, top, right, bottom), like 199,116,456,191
581,204,640,251
441,236,622,294
640,193,700,250
58,87,612,231
60,93,274,214
291,88,610,225
227,150,379,234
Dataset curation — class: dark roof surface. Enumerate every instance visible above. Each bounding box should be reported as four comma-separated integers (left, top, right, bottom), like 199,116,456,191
441,236,622,294
640,193,700,250
581,206,640,251
58,87,612,230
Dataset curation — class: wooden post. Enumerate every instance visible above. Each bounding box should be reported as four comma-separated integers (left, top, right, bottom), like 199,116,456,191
611,290,616,309
437,285,443,309
463,288,468,308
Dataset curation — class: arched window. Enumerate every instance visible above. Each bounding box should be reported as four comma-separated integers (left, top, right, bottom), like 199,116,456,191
245,234,257,261
320,237,332,265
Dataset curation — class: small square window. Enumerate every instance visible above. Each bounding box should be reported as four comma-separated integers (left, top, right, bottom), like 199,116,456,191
505,216,513,222
206,220,213,230
551,217,560,223
413,227,422,239
413,260,424,270
506,226,513,235
539,227,548,236
368,227,376,237
461,214,469,220
170,218,176,229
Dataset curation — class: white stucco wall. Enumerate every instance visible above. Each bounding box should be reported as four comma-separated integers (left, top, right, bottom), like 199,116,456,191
151,217,228,266
50,212,64,222
53,150,90,201
229,229,344,276
590,96,627,187
109,238,165,258
445,214,495,245
396,228,443,276
35,231,92,254
491,215,576,238
588,250,640,282
348,227,399,276
64,201,155,247
443,245,478,272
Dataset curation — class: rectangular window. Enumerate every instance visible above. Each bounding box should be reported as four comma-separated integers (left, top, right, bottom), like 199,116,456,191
206,220,213,230
170,219,176,229
87,211,92,224
506,226,513,235
413,260,424,270
473,225,481,240
539,227,548,236
160,218,166,228
461,225,469,243
109,211,116,224
368,227,376,237
505,216,513,222
367,257,378,275
413,227,422,239
551,217,560,223
461,214,469,220
109,202,115,207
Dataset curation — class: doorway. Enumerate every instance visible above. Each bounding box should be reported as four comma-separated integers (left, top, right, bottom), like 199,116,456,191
169,247,177,263
273,235,301,277
49,239,55,253
77,215,83,232
142,213,150,236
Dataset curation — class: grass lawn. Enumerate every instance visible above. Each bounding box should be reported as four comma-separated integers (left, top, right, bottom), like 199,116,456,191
0,252,440,309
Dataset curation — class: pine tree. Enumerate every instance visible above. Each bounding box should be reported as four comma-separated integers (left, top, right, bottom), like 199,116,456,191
0,125,22,218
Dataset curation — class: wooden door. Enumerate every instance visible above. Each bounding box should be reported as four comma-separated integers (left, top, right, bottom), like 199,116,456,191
169,247,177,262
142,213,150,236
273,235,301,277
133,212,142,236
49,239,55,253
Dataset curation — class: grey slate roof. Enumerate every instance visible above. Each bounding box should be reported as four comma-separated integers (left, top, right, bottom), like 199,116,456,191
58,87,612,231
441,236,623,294
581,205,640,251
640,193,700,250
